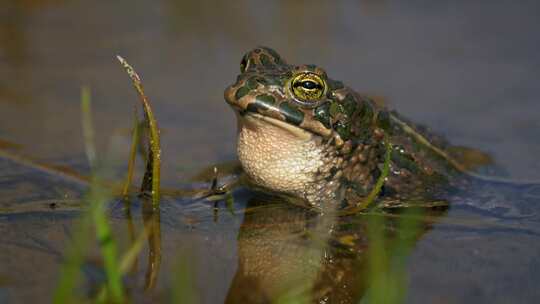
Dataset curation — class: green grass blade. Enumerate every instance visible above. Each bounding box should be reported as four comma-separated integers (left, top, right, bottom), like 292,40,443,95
52,213,93,304
54,87,126,303
81,86,96,168
89,186,124,303
117,55,161,209
356,138,392,211
80,88,124,303
339,138,392,216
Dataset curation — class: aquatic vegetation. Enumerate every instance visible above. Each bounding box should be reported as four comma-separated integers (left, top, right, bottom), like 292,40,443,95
361,210,422,304
171,254,198,304
54,59,165,302
117,55,162,209
54,87,124,303
52,206,94,303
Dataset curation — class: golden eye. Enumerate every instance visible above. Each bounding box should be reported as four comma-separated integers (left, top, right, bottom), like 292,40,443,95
290,73,326,102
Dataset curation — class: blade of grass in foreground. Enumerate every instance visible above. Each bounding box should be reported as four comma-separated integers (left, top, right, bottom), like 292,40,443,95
89,184,124,303
54,87,125,303
96,220,152,302
82,87,125,303
116,56,161,209
52,212,93,304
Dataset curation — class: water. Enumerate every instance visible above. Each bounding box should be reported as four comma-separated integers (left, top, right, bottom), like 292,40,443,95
1,0,540,303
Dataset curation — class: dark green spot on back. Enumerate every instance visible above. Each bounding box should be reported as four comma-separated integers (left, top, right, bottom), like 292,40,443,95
357,100,374,125
334,120,351,141
329,102,344,117
376,111,391,132
314,102,331,128
342,94,358,116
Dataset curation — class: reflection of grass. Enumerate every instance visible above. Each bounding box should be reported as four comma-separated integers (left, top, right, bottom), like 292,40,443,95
361,209,423,304
356,138,422,303
274,287,311,304
171,255,198,304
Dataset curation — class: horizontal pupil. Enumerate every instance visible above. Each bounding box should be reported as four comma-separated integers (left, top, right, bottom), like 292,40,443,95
302,81,318,89
293,80,322,91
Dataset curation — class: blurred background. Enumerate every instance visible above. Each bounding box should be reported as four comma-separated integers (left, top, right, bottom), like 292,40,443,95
1,0,539,186
1,1,540,303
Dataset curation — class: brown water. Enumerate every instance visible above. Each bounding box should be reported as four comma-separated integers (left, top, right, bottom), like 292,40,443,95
1,0,540,303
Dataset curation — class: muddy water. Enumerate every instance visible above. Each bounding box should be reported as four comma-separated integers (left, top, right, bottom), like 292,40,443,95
1,0,540,303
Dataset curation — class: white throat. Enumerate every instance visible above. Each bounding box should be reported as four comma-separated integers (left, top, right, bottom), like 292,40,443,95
236,113,326,198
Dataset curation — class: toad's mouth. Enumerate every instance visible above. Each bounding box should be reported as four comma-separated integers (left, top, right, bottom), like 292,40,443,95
236,112,315,141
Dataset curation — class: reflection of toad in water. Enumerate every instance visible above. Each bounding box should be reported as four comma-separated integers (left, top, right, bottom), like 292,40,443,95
225,194,447,303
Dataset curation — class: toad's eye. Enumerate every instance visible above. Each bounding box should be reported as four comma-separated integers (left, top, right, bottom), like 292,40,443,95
290,73,326,102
